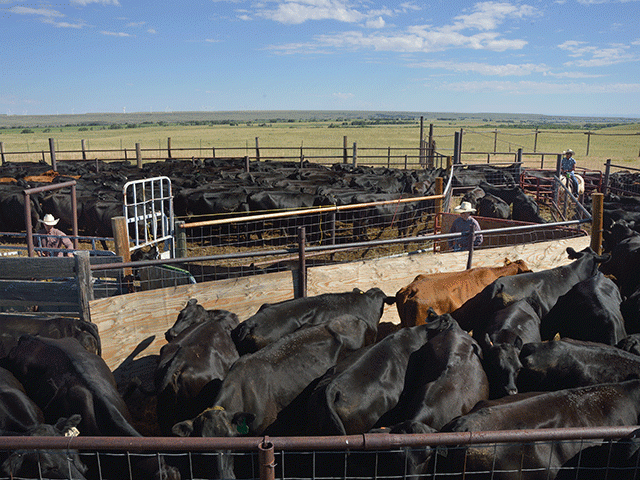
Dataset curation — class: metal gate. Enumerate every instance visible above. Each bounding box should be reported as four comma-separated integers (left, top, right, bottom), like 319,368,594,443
123,176,175,258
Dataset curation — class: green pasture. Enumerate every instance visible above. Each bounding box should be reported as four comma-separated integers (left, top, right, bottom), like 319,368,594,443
0,114,638,171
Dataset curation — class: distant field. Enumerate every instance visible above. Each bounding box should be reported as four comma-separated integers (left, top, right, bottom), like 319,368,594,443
0,111,638,171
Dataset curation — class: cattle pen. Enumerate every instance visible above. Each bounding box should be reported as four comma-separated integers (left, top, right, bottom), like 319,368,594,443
3,148,640,479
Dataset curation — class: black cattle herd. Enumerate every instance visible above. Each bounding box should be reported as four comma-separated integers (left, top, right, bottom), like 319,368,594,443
2,161,640,479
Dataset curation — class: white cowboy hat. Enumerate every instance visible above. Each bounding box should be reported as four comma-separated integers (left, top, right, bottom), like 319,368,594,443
563,148,574,155
454,201,476,214
40,214,60,226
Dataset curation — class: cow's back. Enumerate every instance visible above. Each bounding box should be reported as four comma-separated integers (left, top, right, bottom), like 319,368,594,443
396,260,530,327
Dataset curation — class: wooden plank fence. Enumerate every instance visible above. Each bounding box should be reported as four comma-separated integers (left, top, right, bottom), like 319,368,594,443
90,236,590,371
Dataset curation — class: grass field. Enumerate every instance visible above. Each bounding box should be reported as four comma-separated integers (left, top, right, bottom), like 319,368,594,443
1,111,638,171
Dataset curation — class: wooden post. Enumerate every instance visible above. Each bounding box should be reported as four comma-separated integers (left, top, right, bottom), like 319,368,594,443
48,138,57,171
352,142,357,166
175,221,187,258
81,139,87,160
517,148,523,164
428,123,434,168
404,154,408,170
135,143,142,169
435,177,443,216
493,129,498,153
343,136,348,164
453,131,460,164
419,116,425,167
167,137,172,158
1,141,6,165
586,132,591,156
75,251,94,323
603,159,611,194
590,192,604,254
297,227,307,298
387,147,391,168
533,128,539,153
255,137,260,162
111,216,132,275
244,155,250,173
71,184,79,249
24,192,35,257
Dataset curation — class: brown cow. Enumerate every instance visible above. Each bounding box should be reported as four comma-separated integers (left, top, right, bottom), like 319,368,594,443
395,259,531,327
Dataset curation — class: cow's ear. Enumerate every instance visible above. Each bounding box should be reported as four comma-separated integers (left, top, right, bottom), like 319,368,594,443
172,420,194,437
384,296,396,305
2,453,24,477
55,414,82,434
232,412,255,435
514,335,523,350
484,333,493,347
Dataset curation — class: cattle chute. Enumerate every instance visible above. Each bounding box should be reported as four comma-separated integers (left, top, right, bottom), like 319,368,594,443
123,176,174,258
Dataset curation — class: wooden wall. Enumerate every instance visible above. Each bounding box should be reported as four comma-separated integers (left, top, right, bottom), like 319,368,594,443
91,236,591,371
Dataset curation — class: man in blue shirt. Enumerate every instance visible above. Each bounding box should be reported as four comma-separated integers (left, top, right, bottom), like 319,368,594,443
561,148,579,194
449,201,483,251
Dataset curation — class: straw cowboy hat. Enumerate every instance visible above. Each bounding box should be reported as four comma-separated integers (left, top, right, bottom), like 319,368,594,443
40,214,60,226
563,148,575,155
454,201,476,214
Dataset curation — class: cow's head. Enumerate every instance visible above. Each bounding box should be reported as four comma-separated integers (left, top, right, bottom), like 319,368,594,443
172,406,255,438
482,334,523,398
166,298,208,342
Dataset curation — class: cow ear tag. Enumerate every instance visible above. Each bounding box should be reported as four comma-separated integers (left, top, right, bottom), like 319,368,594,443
237,418,249,435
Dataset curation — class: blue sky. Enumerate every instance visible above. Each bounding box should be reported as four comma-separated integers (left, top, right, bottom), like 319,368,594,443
2,0,640,117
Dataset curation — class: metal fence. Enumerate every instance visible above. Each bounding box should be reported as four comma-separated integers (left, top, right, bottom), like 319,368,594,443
1,425,638,480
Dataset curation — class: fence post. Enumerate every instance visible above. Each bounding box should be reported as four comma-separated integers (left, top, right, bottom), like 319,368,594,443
24,192,35,257
75,250,94,323
343,136,348,164
419,116,425,167
590,192,604,254
112,216,132,276
167,137,172,158
297,227,307,298
245,155,250,173
534,128,539,153
517,148,523,164
175,221,187,258
453,132,461,164
404,154,408,170
603,159,611,194
259,439,275,480
352,142,357,167
135,143,142,169
48,138,57,171
466,233,474,270
554,154,562,204
435,177,443,216
71,183,79,249
81,139,87,160
493,129,498,153
387,147,391,168
0,142,5,165
586,132,591,156
255,137,261,162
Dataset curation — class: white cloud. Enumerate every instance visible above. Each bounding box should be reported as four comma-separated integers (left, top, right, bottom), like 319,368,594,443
365,16,385,29
43,18,86,28
438,79,640,94
410,60,548,76
559,40,636,67
267,1,538,53
101,30,133,37
126,21,146,27
70,0,120,5
8,6,65,18
147,28,157,34
333,92,354,99
259,0,368,24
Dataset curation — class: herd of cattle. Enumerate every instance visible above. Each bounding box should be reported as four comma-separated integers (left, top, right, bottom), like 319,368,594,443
3,226,640,478
4,159,640,479
0,159,528,246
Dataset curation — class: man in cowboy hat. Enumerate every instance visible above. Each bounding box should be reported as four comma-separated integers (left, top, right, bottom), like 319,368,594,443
37,214,74,257
449,201,483,251
561,148,579,194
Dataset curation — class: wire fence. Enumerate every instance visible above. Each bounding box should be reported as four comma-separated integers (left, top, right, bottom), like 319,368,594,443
0,425,638,480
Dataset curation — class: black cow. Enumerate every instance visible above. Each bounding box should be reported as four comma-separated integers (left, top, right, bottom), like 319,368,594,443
477,193,510,219
6,335,139,437
599,234,640,299
540,271,626,345
0,366,88,480
155,310,240,435
372,314,488,431
173,314,377,479
302,317,452,436
452,247,609,331
231,287,394,355
479,181,545,223
0,314,101,357
461,186,485,209
165,298,239,342
517,338,640,393
472,299,541,398
617,333,640,356
435,380,640,480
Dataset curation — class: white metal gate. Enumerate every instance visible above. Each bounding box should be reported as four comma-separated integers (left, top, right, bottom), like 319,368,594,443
123,176,174,258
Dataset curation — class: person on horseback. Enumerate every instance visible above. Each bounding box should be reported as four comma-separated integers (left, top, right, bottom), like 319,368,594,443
561,148,579,195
